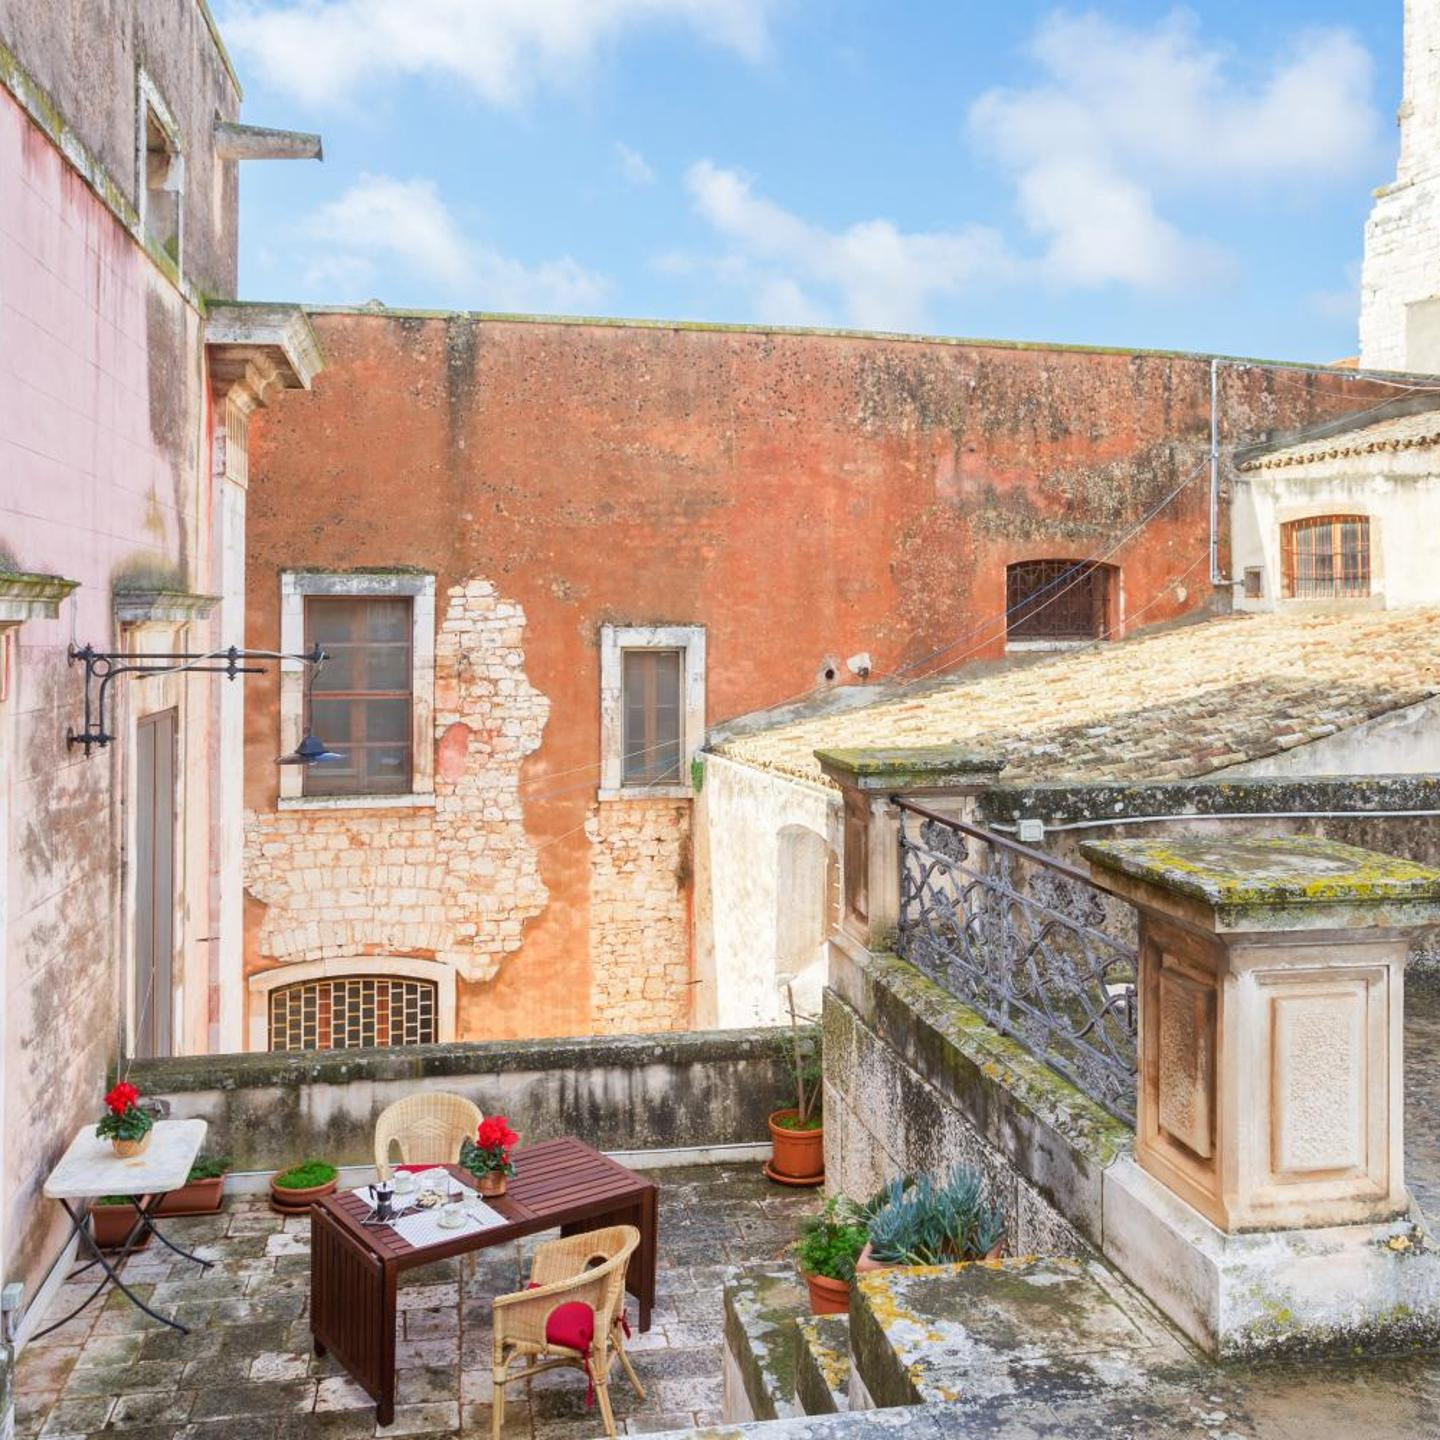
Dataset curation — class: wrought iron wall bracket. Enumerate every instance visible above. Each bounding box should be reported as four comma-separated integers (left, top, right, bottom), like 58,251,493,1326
67,643,325,756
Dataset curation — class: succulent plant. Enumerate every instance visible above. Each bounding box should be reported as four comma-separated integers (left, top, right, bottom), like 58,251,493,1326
866,1164,1005,1266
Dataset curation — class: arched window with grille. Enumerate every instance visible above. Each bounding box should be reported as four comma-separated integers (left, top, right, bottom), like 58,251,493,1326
268,975,438,1052
1006,560,1114,643
1280,515,1371,599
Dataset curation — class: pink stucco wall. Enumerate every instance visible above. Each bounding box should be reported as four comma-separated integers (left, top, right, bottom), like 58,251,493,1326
0,83,219,1296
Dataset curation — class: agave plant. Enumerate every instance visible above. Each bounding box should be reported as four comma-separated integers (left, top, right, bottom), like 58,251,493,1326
866,1165,1005,1266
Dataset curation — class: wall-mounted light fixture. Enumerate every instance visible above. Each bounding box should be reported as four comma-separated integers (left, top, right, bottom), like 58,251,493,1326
67,643,341,767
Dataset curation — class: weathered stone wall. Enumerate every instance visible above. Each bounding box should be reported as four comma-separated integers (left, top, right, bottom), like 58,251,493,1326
244,579,550,1026
0,0,243,298
824,943,1131,1257
244,312,1388,1047
128,1026,800,1171
586,796,694,1032
1361,0,1440,368
0,65,222,1298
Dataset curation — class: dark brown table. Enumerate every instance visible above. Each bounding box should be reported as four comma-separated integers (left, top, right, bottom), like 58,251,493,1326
310,1137,658,1424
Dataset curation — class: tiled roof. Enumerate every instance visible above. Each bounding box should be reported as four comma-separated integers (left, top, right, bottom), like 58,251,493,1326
1240,409,1440,471
714,608,1440,787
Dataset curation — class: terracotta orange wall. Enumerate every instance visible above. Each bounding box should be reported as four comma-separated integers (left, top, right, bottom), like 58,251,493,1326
242,314,1382,1040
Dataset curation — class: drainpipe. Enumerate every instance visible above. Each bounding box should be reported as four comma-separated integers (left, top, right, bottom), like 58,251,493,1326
1209,356,1223,586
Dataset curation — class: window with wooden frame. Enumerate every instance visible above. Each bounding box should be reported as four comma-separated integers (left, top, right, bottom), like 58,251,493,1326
622,648,683,786
1280,515,1370,599
304,596,414,796
268,976,437,1052
1006,559,1112,642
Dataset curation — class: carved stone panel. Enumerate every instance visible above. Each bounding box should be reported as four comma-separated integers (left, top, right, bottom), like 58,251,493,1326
1270,987,1364,1177
1156,961,1215,1161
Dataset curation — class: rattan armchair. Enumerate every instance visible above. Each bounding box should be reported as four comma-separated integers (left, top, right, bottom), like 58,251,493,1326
490,1225,645,1439
372,1092,482,1178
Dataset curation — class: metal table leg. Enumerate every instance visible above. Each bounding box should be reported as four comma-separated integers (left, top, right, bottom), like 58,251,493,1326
30,1195,210,1340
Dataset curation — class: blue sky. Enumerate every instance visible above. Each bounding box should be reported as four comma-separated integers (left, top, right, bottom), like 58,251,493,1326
220,2,1401,361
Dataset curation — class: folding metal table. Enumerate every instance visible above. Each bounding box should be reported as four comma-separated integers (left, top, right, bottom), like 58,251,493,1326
34,1118,213,1339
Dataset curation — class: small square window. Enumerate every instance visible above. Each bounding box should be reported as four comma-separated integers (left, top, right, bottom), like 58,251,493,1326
1244,567,1264,600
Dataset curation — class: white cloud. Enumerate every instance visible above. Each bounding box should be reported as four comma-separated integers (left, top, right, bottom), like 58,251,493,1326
222,0,780,108
300,174,608,310
616,142,656,186
969,10,1380,290
683,160,1014,331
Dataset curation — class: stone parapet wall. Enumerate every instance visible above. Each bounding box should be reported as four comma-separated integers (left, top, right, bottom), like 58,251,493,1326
128,1025,800,1172
823,945,1130,1257
587,796,694,1032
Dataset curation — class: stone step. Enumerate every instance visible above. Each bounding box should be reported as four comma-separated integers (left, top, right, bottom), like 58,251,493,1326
721,1262,810,1423
794,1312,850,1414
849,1255,1195,1412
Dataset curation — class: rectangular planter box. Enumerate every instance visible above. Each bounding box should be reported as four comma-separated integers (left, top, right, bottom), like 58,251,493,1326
89,1199,153,1251
153,1177,225,1217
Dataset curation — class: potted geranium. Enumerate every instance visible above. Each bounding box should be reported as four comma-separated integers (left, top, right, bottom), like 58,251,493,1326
96,1081,154,1158
460,1115,518,1197
156,1154,233,1217
268,1159,338,1216
793,1198,867,1314
89,1195,152,1250
767,987,822,1185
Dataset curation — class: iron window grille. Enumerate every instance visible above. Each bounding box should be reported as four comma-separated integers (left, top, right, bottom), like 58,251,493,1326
1006,560,1111,642
1280,515,1370,599
268,976,438,1051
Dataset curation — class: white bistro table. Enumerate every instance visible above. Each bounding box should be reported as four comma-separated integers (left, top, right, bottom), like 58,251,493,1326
35,1118,212,1338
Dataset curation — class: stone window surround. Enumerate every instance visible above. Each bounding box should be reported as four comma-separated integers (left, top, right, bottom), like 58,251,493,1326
245,955,458,1052
599,624,706,801
278,571,436,810
136,69,184,273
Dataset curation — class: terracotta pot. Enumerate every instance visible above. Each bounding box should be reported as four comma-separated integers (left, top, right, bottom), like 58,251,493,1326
155,1176,226,1217
803,1270,850,1316
474,1172,508,1198
767,1109,824,1181
856,1238,1004,1273
89,1199,153,1251
268,1175,338,1215
112,1133,152,1159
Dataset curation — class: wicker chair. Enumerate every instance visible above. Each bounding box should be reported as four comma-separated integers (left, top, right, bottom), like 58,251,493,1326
490,1225,645,1439
372,1093,482,1178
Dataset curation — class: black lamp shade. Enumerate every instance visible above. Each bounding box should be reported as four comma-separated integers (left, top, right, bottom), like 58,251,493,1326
277,730,344,766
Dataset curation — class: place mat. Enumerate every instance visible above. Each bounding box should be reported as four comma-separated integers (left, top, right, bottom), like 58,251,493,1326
389,1197,507,1250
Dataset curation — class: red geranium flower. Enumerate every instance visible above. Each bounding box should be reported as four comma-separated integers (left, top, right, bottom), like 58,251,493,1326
104,1082,140,1116
476,1116,519,1152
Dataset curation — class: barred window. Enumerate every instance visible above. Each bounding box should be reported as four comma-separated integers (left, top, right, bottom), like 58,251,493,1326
1006,560,1112,642
1280,516,1370,599
268,976,438,1052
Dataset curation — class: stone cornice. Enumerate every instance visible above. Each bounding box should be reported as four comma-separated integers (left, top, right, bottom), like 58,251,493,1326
206,303,324,408
113,589,220,627
0,570,80,624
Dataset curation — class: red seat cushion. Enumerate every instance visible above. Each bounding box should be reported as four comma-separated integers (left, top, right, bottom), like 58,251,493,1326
545,1301,595,1353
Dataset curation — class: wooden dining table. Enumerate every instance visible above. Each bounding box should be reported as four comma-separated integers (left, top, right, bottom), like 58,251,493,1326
309,1137,659,1424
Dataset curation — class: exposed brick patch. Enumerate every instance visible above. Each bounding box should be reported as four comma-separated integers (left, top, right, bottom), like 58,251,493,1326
586,798,693,1033
244,578,549,986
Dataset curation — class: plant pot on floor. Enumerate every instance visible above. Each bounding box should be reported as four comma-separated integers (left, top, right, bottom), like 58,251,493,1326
767,1109,824,1184
155,1176,226,1217
269,1169,338,1215
89,1198,153,1251
802,1270,850,1315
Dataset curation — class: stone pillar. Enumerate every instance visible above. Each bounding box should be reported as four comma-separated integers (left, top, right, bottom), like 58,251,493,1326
1084,835,1440,1234
815,746,1003,955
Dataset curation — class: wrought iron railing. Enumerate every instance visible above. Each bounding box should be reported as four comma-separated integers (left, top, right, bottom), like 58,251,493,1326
894,799,1139,1125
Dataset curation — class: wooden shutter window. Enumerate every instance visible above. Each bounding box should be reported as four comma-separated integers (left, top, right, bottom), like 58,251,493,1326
304,596,413,796
1280,516,1370,599
622,649,682,786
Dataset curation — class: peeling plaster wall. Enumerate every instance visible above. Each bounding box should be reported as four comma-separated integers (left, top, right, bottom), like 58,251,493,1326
243,312,1387,1045
244,579,550,1035
0,79,220,1301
